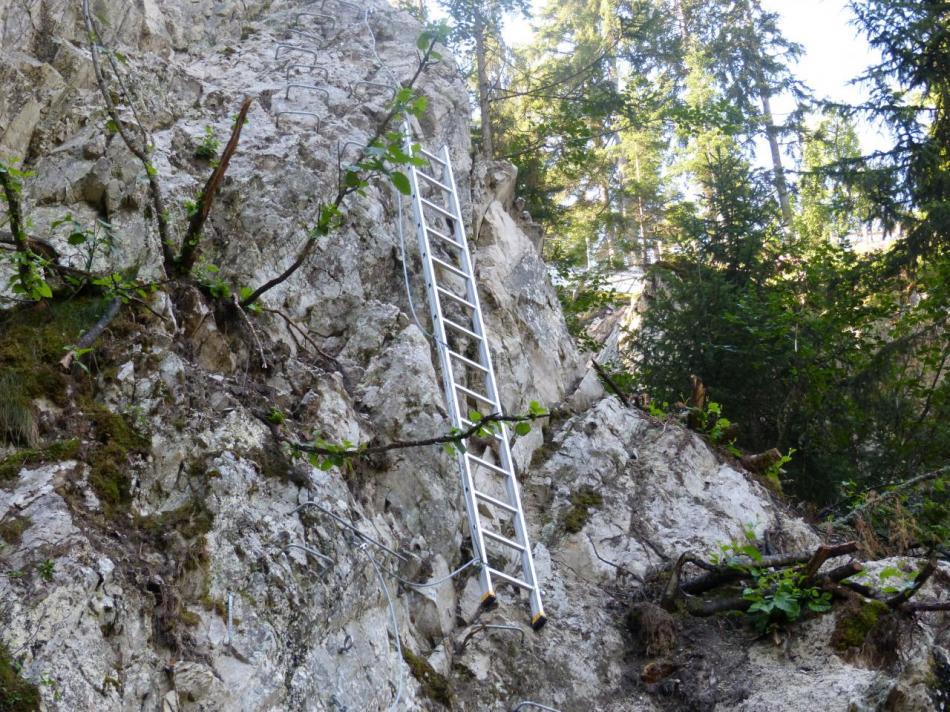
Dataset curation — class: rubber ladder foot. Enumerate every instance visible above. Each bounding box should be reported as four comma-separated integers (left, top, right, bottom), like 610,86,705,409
480,592,498,611
531,613,547,632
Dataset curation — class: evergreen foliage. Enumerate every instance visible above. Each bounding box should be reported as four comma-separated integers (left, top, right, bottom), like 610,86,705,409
437,0,949,514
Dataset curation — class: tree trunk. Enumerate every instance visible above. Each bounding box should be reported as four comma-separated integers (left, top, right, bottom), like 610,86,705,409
745,0,793,225
474,10,493,159
760,88,794,225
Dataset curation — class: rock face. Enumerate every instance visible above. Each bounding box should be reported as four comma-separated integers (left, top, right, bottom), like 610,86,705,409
1,2,949,712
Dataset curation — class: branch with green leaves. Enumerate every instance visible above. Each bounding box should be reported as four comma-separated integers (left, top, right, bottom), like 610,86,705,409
239,27,448,309
258,400,551,471
0,161,51,301
81,0,174,275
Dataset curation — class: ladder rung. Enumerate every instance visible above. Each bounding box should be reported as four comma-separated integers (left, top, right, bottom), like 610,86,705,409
425,225,463,249
416,170,452,192
467,453,510,477
473,489,517,514
431,256,470,280
447,350,489,372
437,286,476,309
481,528,525,552
486,567,534,591
420,197,459,222
420,148,447,165
443,317,482,340
454,382,496,406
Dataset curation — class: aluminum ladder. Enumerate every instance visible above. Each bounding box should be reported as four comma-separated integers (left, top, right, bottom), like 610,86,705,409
404,131,546,630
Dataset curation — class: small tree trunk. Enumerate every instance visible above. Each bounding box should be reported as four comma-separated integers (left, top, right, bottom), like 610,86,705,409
474,10,493,159
760,89,793,225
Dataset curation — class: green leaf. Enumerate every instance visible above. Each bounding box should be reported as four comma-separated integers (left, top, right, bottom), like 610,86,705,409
391,171,411,196
35,280,53,299
514,422,531,436
67,231,88,245
739,545,763,562
468,410,483,422
528,400,548,416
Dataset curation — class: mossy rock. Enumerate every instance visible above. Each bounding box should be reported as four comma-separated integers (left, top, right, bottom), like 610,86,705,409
136,498,215,541
79,399,150,515
563,486,604,533
402,646,454,708
0,643,40,712
0,515,32,546
831,599,890,651
0,439,80,484
0,299,107,438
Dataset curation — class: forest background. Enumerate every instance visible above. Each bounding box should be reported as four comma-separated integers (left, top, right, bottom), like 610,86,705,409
403,0,950,542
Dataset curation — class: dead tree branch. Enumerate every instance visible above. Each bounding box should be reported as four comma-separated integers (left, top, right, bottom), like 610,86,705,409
679,542,858,595
901,600,950,612
59,297,123,369
887,559,937,608
833,467,950,527
176,97,253,276
591,359,630,406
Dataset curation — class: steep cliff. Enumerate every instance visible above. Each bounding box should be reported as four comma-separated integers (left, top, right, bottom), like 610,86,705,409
2,2,949,711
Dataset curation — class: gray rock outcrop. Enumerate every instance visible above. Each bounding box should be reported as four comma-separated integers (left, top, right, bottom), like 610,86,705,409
2,2,949,711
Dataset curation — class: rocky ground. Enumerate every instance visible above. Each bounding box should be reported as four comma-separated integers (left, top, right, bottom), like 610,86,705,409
2,1,950,710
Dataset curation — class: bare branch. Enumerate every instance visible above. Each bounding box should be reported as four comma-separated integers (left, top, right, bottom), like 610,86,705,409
176,97,253,276
833,467,950,526
887,559,936,608
239,39,441,308
901,600,950,612
591,359,630,406
81,0,174,275
59,297,122,369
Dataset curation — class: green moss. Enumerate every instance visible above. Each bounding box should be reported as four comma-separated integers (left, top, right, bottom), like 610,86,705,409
563,487,604,533
83,399,150,453
0,515,31,545
136,498,214,540
179,609,201,628
831,599,890,651
0,299,106,428
0,642,40,712
80,399,150,515
0,439,80,484
753,470,783,495
402,646,453,708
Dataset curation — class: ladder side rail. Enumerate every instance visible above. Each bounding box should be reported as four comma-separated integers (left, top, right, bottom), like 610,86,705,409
495,424,546,624
440,145,546,628
404,126,494,601
439,146,501,407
